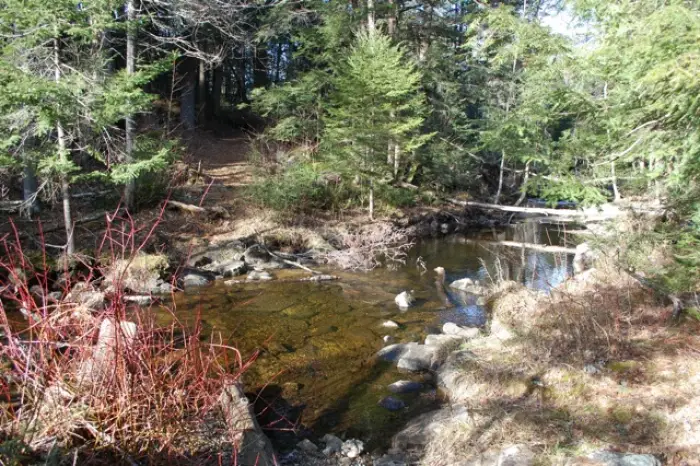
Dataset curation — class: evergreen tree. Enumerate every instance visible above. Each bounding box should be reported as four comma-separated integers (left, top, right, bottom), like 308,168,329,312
324,31,431,218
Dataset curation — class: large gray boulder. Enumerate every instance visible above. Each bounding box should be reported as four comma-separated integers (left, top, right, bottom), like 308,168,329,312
443,322,480,339
392,406,470,450
397,344,437,372
219,384,277,466
587,451,661,466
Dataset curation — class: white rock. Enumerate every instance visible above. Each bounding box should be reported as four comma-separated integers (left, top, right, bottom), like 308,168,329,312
573,242,598,274
382,320,400,329
341,439,364,458
449,277,486,295
383,335,395,343
498,444,535,466
394,290,415,310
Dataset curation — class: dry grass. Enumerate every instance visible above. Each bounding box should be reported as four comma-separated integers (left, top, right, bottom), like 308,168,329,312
423,258,700,465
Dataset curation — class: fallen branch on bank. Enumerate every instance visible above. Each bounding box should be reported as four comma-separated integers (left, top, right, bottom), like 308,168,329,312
459,238,577,255
447,198,583,217
167,200,208,214
224,274,339,285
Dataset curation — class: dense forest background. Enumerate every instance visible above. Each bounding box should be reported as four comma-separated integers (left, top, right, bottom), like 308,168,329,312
0,0,699,287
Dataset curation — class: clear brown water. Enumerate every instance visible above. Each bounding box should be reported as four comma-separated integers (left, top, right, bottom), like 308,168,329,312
171,221,577,450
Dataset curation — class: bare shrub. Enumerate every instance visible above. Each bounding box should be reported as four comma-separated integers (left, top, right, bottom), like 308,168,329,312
0,213,257,464
321,222,413,270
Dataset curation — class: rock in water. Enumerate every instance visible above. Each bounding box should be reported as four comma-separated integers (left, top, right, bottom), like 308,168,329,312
182,271,213,288
383,335,394,343
388,380,424,394
449,277,485,295
321,434,343,456
574,242,597,274
341,439,364,458
221,260,247,278
247,270,273,281
377,343,415,362
379,396,406,411
382,320,400,328
394,290,415,310
442,322,480,339
397,345,436,372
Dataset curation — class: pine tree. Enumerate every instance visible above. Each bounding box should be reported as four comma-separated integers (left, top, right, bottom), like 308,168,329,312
324,31,431,219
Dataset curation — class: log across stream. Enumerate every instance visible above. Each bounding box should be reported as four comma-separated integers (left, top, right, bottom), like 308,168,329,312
164,220,578,451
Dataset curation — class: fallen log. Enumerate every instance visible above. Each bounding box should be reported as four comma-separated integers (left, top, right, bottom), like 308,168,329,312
447,199,583,217
224,274,339,286
458,238,577,255
167,200,207,214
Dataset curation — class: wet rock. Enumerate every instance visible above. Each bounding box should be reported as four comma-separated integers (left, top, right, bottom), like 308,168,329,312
397,345,436,372
587,451,661,466
443,322,480,339
247,270,274,281
388,380,423,394
244,245,283,270
394,291,415,310
66,287,106,310
436,350,479,402
182,271,213,288
440,223,451,234
123,295,153,306
377,343,416,362
321,433,343,456
379,395,406,411
296,439,318,454
374,454,407,466
449,277,486,295
105,254,170,294
341,439,364,458
383,335,394,343
382,320,400,329
221,260,248,278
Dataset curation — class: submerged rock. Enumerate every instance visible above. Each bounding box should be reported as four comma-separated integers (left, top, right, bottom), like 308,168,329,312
394,290,415,310
378,395,406,411
442,322,480,339
382,320,400,329
247,270,274,281
377,343,416,362
341,439,364,458
383,335,395,343
182,271,213,288
397,345,436,372
388,380,424,394
221,260,248,278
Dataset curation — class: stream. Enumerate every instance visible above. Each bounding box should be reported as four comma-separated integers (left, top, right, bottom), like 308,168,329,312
171,221,577,451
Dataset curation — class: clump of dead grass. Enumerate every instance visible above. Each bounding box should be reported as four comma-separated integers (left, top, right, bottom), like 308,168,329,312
425,255,700,465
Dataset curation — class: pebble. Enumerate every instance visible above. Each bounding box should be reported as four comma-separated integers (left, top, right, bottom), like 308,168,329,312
382,320,400,329
383,335,394,343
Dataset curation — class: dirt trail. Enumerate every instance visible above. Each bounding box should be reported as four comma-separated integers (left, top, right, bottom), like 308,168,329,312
187,129,255,188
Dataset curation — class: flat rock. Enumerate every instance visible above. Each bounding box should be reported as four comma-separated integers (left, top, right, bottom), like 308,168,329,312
392,406,470,450
378,396,406,411
449,277,486,295
443,322,480,339
424,333,464,347
247,270,274,281
182,270,214,288
587,452,661,466
388,380,424,394
376,343,417,362
221,260,248,278
373,454,408,466
394,291,415,310
397,345,436,372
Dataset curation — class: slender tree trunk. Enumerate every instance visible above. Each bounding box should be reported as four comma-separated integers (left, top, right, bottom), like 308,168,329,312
494,150,505,205
366,0,375,32
611,161,621,202
124,0,136,211
22,156,40,217
514,161,530,206
180,58,197,132
54,35,74,255
369,178,374,220
387,0,396,36
198,59,207,118
211,65,224,117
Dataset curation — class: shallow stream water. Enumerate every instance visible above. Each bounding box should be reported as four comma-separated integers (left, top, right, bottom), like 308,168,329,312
172,221,577,450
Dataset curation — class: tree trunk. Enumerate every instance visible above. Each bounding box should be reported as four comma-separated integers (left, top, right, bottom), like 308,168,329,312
22,157,40,217
514,161,530,206
180,58,197,132
211,65,224,117
387,0,396,36
494,150,505,204
611,161,621,202
54,35,74,255
366,0,375,33
124,0,136,211
368,178,374,220
253,43,269,89
198,59,208,118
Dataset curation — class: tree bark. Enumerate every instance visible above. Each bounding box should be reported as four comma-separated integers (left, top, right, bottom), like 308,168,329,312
366,0,375,33
514,161,530,206
124,0,137,211
198,59,207,117
22,150,40,217
494,150,505,204
180,58,197,132
387,0,396,36
54,34,74,255
211,65,224,117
